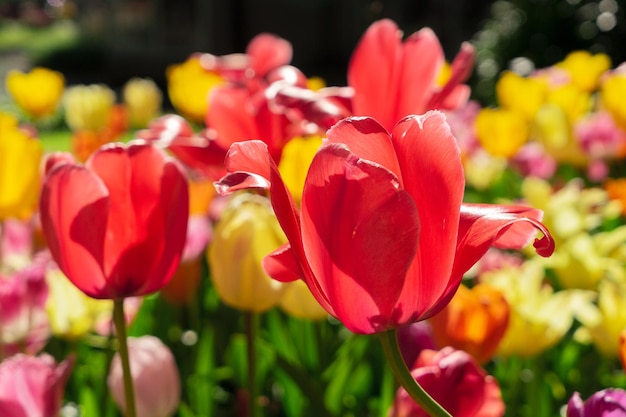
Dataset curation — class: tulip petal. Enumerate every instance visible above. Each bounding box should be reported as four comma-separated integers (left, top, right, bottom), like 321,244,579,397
217,140,335,315
453,203,555,280
87,143,188,297
246,33,293,77
326,116,403,183
391,112,464,320
348,19,403,130
263,243,302,283
40,165,111,298
208,86,259,147
397,28,444,119
301,143,420,333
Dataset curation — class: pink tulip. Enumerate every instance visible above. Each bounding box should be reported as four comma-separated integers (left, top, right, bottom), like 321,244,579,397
108,335,181,417
0,253,50,358
0,353,74,417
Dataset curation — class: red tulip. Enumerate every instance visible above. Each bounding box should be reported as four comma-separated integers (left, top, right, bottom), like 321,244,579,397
388,347,505,417
39,141,189,299
348,19,474,131
216,111,554,334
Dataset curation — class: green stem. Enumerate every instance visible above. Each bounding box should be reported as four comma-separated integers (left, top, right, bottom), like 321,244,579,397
245,311,259,417
113,299,137,417
379,329,451,417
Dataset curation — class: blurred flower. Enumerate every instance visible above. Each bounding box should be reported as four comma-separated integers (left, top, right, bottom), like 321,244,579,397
1,218,35,272
0,254,50,359
429,283,510,364
347,19,474,131
521,177,625,289
475,108,528,157
277,135,323,203
161,215,212,306
555,50,611,92
208,193,287,312
605,178,626,215
166,55,226,124
396,321,437,368
216,113,554,334
481,260,594,357
122,77,163,128
39,141,189,299
108,335,180,417
575,279,626,358
63,84,116,132
5,67,65,119
511,142,557,179
496,70,547,120
388,347,505,417
533,104,587,166
566,388,626,417
0,353,74,417
45,265,111,339
575,111,626,159
600,64,626,131
278,279,328,321
0,115,43,220
619,329,626,370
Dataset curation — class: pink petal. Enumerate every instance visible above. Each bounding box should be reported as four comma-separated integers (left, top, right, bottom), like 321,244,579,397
301,143,420,334
326,116,403,183
391,112,464,320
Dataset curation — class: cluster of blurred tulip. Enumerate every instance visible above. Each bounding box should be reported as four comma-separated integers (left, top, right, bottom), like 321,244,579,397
0,16,625,417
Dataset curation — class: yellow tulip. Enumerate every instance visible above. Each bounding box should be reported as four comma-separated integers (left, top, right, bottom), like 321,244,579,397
279,280,328,321
45,267,112,339
277,135,323,203
5,67,65,119
482,260,595,357
475,108,528,158
600,71,626,131
545,84,592,123
575,279,626,358
0,122,42,220
531,104,587,165
555,50,611,92
122,77,163,128
63,84,116,132
462,150,506,191
496,70,548,120
166,56,225,124
208,193,287,312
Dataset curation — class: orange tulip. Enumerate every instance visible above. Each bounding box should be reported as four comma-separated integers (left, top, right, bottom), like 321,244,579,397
429,283,509,364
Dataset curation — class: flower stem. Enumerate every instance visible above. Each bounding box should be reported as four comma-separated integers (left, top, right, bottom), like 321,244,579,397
379,329,451,417
113,299,137,417
245,311,259,417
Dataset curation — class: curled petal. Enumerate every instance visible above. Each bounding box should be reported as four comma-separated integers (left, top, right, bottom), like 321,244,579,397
453,203,555,279
263,243,302,283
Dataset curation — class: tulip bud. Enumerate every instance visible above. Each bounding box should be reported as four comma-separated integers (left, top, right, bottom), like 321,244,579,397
429,283,510,364
388,347,504,417
567,389,626,417
123,77,163,128
0,353,74,417
63,84,116,132
108,335,181,417
208,193,287,312
5,67,65,119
